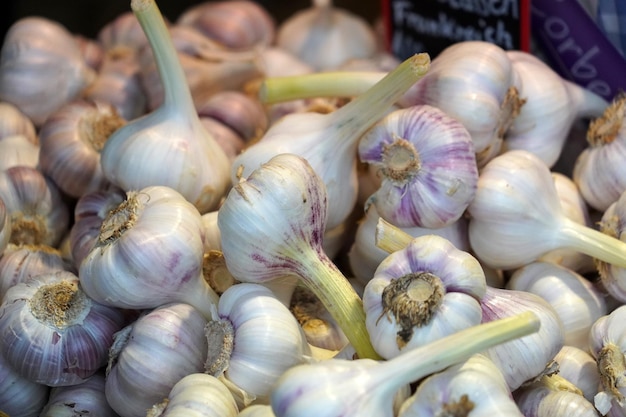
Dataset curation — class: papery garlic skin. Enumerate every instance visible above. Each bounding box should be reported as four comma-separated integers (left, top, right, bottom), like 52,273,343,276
0,17,96,126
398,354,523,417
507,262,606,350
40,372,117,417
514,376,601,417
237,404,276,417
555,345,602,402
78,185,218,319
0,197,10,256
147,373,239,417
206,283,311,403
596,190,626,303
0,166,70,247
0,134,40,171
480,286,564,390
0,270,126,386
363,234,486,359
0,101,38,143
348,205,469,286
106,302,209,417
0,349,49,417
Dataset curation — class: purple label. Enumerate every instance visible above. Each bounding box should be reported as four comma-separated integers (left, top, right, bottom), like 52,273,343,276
532,0,626,100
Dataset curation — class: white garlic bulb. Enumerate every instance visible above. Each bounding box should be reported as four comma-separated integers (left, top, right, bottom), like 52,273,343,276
40,372,117,417
554,345,601,402
276,0,378,71
0,270,127,386
363,234,486,359
0,134,40,171
0,101,37,143
106,302,209,417
0,17,96,126
595,190,626,303
147,373,239,417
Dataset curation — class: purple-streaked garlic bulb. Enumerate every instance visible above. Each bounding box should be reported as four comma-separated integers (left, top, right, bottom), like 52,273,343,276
106,302,209,417
573,93,626,212
358,104,478,228
0,243,71,301
0,166,70,248
40,372,117,417
503,50,608,168
0,270,126,386
0,17,96,126
38,99,126,199
363,233,486,359
0,349,49,416
97,11,149,52
467,149,626,270
479,286,564,390
177,0,276,50
507,261,606,350
78,185,219,319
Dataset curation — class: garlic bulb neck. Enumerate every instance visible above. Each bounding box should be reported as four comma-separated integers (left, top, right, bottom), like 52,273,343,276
587,94,624,147
380,139,420,182
597,342,626,403
30,280,89,329
204,318,235,377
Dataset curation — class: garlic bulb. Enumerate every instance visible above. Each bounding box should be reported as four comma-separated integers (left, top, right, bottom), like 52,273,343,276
270,311,539,417
97,11,148,51
0,101,37,143
147,373,239,417
276,0,378,71
74,34,104,71
0,134,40,171
507,262,606,350
0,243,70,301
358,103,478,228
0,197,10,256
348,205,469,286
68,187,126,269
236,52,430,231
0,270,126,386
596,190,626,302
217,153,379,359
106,302,209,417
0,166,70,247
363,234,486,359
39,99,126,199
205,283,311,404
467,149,626,270
237,405,275,417
40,372,117,417
78,185,219,319
0,17,96,126
398,354,523,417
479,286,564,390
0,349,49,417
514,374,600,417
574,93,626,212
554,345,601,402
100,0,231,214
503,50,608,167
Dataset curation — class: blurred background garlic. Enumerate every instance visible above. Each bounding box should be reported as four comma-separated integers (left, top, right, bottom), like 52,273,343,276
0,101,38,143
0,197,10,256
0,134,40,171
0,16,96,126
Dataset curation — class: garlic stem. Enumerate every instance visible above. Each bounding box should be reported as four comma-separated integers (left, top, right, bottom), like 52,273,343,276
374,217,414,254
131,0,196,116
260,71,385,104
559,217,626,269
374,311,539,392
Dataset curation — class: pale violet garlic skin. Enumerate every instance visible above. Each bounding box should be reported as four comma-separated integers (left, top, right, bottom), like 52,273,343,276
503,50,608,168
573,94,626,212
363,234,486,359
0,349,49,417
0,134,40,171
147,373,239,417
467,149,626,270
507,261,607,350
554,345,602,403
0,101,38,143
0,17,96,126
205,283,311,405
38,99,126,199
479,286,564,390
0,270,127,386
78,185,219,320
235,53,430,231
270,311,540,417
106,302,209,417
100,0,231,214
589,305,626,415
398,354,523,417
40,372,117,417
597,190,626,303
217,153,379,360
348,205,469,287
399,41,525,164
0,197,10,256
358,104,478,228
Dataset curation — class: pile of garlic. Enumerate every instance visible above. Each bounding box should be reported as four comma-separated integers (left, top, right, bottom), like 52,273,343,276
0,0,625,416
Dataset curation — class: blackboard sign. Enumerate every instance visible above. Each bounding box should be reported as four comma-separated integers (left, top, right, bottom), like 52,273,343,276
381,0,531,60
